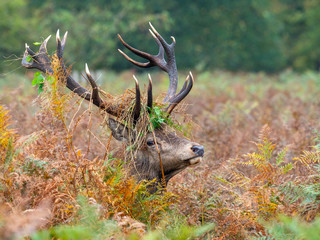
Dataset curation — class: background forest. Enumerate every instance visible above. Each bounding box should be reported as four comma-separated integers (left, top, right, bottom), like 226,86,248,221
1,0,320,73
1,0,320,239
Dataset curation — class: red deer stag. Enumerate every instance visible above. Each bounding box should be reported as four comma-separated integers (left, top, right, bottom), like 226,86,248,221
22,23,204,192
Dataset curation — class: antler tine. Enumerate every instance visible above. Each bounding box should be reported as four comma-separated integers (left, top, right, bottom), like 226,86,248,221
118,23,178,102
22,35,52,73
118,49,152,68
147,74,153,113
148,29,165,58
132,75,141,124
61,31,68,52
165,72,194,115
117,34,156,68
85,64,103,107
39,35,51,55
148,22,175,61
25,43,36,57
56,29,68,60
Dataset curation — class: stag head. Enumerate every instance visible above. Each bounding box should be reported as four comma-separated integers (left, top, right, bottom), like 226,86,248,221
22,23,204,191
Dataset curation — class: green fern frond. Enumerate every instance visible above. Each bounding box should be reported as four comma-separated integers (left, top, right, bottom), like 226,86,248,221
278,179,320,207
276,147,289,165
278,163,293,174
278,182,306,205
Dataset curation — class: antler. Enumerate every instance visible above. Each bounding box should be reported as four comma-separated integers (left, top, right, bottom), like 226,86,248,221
118,22,193,114
22,30,141,120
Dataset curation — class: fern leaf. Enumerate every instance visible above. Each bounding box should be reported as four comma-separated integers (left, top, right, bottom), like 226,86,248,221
295,151,320,166
276,147,288,165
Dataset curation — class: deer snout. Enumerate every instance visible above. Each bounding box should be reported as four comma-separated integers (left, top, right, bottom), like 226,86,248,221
191,145,204,157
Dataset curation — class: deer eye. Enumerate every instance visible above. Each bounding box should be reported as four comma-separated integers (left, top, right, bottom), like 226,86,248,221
146,140,155,146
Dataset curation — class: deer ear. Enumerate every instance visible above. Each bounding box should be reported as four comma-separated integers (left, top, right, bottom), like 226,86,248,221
108,118,134,143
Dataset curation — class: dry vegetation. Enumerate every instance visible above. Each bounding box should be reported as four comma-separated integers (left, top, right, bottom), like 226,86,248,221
1,69,320,239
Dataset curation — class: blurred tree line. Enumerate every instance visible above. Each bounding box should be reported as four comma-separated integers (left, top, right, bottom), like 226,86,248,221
1,0,320,73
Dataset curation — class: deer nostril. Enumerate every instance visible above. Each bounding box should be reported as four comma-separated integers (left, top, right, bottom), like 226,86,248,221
191,145,204,157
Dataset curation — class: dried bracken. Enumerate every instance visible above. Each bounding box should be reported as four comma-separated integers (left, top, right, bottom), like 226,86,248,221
2,39,320,240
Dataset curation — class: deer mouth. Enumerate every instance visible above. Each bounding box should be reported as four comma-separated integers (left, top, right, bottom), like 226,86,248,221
186,156,202,166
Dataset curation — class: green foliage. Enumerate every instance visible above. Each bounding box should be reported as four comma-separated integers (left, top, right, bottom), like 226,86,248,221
261,215,320,240
148,105,190,137
143,222,214,240
148,106,167,130
32,72,45,94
